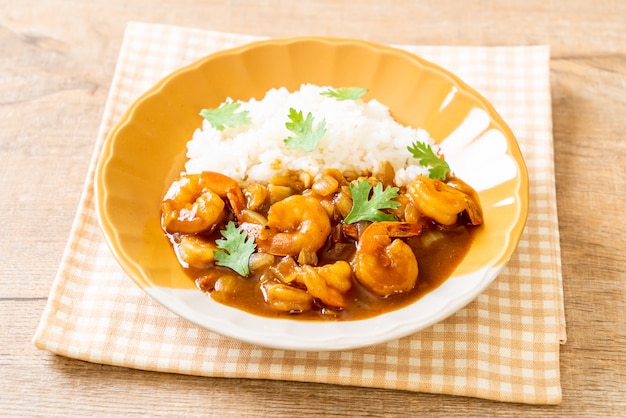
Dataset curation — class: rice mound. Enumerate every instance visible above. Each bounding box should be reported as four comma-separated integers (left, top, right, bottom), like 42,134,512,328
185,84,434,186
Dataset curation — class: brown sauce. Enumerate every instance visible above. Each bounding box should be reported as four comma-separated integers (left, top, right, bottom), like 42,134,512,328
168,217,477,322
206,226,474,320
162,169,482,321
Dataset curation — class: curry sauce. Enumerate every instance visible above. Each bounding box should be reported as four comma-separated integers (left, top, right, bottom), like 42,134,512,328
161,167,482,321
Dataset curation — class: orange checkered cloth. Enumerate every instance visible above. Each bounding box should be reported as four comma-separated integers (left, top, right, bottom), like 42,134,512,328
33,22,565,404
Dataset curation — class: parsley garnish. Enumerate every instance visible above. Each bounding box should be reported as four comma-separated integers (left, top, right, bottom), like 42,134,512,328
407,141,450,180
320,87,368,101
214,221,256,277
344,180,401,224
283,108,326,152
199,101,251,131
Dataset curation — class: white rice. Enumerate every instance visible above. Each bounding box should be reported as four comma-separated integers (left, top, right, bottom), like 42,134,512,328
185,84,435,186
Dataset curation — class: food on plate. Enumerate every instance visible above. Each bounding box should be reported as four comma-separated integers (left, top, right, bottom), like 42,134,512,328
160,84,483,320
161,171,245,234
353,221,422,297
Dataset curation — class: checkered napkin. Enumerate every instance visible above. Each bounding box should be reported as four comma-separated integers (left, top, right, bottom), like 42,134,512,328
33,22,565,404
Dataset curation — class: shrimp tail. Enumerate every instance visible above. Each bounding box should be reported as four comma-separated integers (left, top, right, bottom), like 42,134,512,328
387,221,424,238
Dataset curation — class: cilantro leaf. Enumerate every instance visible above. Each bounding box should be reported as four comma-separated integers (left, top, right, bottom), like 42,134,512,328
407,141,450,180
199,101,251,131
283,108,326,152
344,180,401,224
320,87,368,101
214,221,256,277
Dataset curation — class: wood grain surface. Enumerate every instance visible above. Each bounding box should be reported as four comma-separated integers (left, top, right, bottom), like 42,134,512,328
1,1,624,416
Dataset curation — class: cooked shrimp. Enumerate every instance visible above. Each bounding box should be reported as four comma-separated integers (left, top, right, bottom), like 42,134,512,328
406,175,483,226
176,235,218,268
353,221,422,297
161,171,245,234
295,261,352,308
262,282,314,313
445,176,483,225
262,260,351,311
255,194,332,257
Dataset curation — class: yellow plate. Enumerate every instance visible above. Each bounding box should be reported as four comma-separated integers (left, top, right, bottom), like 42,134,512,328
95,37,528,351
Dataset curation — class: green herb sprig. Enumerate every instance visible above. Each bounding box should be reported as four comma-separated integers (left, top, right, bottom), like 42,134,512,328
214,222,256,277
407,141,450,180
283,107,326,152
320,87,368,101
200,101,251,131
344,180,400,224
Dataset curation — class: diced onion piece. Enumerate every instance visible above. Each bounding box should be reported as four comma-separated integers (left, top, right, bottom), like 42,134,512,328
376,160,396,187
420,230,446,247
244,183,269,210
403,201,422,224
299,172,313,189
269,172,304,192
248,252,275,272
324,168,347,185
268,184,293,203
319,199,335,218
312,173,339,196
297,249,318,266
334,186,353,218
269,256,299,283
239,209,268,225
269,173,295,187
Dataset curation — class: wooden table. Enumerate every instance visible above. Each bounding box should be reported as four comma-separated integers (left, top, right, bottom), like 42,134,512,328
2,1,624,416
